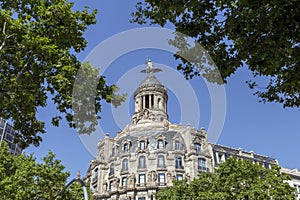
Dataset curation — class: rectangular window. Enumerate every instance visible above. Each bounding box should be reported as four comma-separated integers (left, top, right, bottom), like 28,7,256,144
122,177,127,187
140,141,145,150
158,156,165,168
175,141,181,150
122,159,128,171
198,158,207,171
175,157,183,169
138,197,146,200
5,133,13,142
139,174,146,186
123,143,129,152
194,143,201,153
157,140,164,149
109,181,113,190
93,168,98,182
92,184,97,193
177,174,183,181
158,173,165,185
218,153,223,163
139,156,146,169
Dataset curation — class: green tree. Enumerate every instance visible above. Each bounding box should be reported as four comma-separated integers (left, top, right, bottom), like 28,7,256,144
0,142,93,200
0,0,125,148
156,158,296,200
132,0,300,107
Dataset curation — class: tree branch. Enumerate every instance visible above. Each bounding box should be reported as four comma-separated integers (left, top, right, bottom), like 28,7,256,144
16,54,33,83
0,22,15,51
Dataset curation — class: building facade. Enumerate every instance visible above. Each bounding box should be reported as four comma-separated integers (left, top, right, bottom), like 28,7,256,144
0,118,22,155
86,60,299,200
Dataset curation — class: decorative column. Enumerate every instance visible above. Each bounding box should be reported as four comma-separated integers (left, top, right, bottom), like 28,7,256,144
135,99,138,113
143,95,145,110
149,94,152,109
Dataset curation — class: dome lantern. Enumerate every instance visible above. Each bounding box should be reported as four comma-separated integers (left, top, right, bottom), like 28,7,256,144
131,59,168,124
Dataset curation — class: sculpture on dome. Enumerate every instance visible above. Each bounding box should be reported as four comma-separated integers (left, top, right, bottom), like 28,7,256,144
140,58,162,74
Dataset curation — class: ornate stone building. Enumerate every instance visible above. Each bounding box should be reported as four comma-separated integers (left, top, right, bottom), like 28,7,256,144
85,60,299,200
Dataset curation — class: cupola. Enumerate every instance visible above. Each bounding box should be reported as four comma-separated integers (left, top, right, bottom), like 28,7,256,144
131,59,168,124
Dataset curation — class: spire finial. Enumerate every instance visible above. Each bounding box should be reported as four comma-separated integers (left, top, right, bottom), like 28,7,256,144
141,58,162,74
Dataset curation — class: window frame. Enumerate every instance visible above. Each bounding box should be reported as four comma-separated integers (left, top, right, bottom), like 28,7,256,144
122,177,127,187
194,143,201,153
176,174,183,181
123,143,129,152
175,156,183,169
139,174,146,186
122,158,128,172
157,155,165,168
138,155,146,169
158,173,165,185
157,139,164,149
109,181,113,190
109,163,114,176
198,158,207,171
139,140,146,150
175,141,181,150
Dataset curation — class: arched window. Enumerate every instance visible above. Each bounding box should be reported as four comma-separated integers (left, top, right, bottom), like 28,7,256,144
109,163,114,176
198,158,207,171
194,143,201,153
175,156,183,169
157,155,165,168
122,159,128,172
138,156,146,169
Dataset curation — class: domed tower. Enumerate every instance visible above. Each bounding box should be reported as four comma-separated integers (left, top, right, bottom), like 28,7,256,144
85,58,212,200
131,59,168,125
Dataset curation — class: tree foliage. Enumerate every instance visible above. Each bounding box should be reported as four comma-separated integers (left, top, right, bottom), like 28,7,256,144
0,142,93,200
132,0,300,107
0,0,125,148
156,158,296,200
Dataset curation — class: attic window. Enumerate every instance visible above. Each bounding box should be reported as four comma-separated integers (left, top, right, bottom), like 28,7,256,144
123,143,129,152
157,139,164,149
139,140,145,150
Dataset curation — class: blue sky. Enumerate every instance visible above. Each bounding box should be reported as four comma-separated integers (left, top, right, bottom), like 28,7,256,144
25,0,300,180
